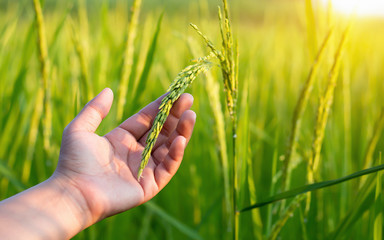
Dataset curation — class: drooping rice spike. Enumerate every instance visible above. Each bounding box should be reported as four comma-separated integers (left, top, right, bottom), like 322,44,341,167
137,54,213,180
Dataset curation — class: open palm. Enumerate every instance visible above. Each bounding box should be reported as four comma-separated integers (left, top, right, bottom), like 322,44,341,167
55,88,196,222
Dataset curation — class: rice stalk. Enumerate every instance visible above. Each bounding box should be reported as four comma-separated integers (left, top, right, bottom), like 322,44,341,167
192,1,239,238
269,195,306,240
190,24,224,62
117,0,142,121
373,153,383,240
190,10,237,121
33,0,49,87
131,13,163,111
280,27,334,195
331,109,384,239
204,69,232,232
137,54,213,180
22,0,51,182
340,61,352,216
187,37,231,232
269,22,351,235
32,0,52,156
217,5,237,122
218,2,239,239
266,134,280,236
69,17,93,104
302,23,350,216
362,108,384,170
308,23,351,186
298,207,308,240
358,109,384,188
241,77,262,240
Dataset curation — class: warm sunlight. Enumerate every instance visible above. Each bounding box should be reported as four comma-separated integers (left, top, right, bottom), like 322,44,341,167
321,0,384,17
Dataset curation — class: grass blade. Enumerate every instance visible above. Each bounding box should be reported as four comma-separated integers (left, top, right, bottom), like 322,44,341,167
240,163,384,212
308,22,351,184
145,202,203,240
186,32,232,231
131,13,163,110
329,173,376,239
69,17,93,104
269,194,306,240
374,154,383,240
116,0,142,121
330,107,384,238
304,22,351,215
32,0,51,159
280,26,334,195
363,108,384,170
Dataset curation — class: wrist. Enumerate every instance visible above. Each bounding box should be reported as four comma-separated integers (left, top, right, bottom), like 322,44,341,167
46,174,95,234
0,175,95,239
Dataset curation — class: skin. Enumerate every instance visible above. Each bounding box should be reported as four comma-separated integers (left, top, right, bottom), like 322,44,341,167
0,88,196,240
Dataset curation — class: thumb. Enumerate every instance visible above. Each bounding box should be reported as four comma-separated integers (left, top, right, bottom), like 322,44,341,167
66,88,114,133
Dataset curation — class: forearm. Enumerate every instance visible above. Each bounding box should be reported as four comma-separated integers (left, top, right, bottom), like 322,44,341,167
0,176,92,240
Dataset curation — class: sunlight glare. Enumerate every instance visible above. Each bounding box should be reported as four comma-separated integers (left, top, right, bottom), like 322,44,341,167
320,0,384,17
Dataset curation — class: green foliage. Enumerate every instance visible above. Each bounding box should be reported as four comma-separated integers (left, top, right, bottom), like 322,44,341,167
240,164,384,211
1,0,384,239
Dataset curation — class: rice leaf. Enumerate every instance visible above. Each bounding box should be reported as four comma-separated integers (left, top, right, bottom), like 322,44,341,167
240,163,384,212
280,27,334,193
69,17,93,104
330,108,384,238
145,202,203,240
373,154,383,240
362,109,384,170
116,0,142,121
268,194,305,240
131,13,163,109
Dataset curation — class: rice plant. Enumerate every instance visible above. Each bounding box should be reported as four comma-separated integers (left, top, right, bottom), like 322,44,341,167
0,0,384,239
138,54,213,179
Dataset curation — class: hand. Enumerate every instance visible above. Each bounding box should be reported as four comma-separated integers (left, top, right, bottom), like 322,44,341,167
54,88,196,225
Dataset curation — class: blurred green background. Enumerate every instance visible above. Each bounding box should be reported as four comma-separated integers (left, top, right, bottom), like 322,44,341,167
1,0,384,239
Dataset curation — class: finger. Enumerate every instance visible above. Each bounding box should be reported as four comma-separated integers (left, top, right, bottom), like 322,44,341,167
138,94,194,147
66,88,113,133
152,110,196,165
117,94,165,139
154,136,187,190
120,93,193,141
159,94,194,138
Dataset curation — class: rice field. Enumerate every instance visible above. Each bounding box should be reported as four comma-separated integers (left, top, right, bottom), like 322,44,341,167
1,0,384,239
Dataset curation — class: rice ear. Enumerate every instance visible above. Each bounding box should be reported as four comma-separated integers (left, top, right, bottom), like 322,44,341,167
137,55,213,180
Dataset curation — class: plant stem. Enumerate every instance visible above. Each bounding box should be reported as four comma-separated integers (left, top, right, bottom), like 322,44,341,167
117,0,142,121
232,121,238,240
280,27,334,195
26,0,50,182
